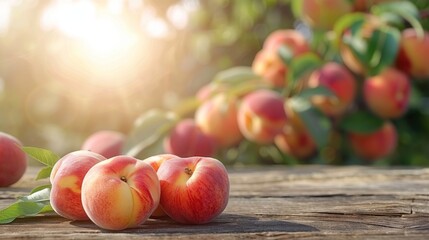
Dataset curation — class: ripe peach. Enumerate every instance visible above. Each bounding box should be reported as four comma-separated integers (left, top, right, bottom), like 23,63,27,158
396,28,429,79
307,62,357,116
294,0,353,30
157,156,229,224
252,30,310,87
163,118,216,157
363,67,410,119
81,155,160,230
50,150,106,220
275,125,316,160
237,89,287,144
81,130,125,158
348,122,397,160
263,29,310,54
339,15,382,75
143,154,178,218
274,104,316,160
0,132,27,187
195,94,243,148
252,49,287,87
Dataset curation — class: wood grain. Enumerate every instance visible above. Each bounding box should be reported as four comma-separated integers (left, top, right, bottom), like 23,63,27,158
1,166,429,239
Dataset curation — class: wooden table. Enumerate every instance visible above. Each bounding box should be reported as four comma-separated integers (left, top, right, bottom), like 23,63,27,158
1,165,429,239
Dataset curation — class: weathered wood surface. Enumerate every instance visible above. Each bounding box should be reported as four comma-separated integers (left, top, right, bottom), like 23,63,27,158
1,165,429,239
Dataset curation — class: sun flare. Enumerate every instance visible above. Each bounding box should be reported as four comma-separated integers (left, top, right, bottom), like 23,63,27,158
41,0,141,88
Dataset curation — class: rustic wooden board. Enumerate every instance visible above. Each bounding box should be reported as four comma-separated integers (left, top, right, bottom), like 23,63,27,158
1,166,429,239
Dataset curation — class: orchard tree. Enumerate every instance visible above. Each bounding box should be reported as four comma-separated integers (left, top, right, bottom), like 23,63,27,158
123,0,429,166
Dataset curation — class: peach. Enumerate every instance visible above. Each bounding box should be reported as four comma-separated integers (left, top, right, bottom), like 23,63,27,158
157,156,229,224
81,130,125,158
363,67,410,119
195,94,243,148
339,15,382,75
163,118,216,157
348,122,397,160
0,132,27,187
396,28,429,79
252,49,287,87
237,89,287,144
81,155,160,230
274,105,316,160
252,30,310,87
307,62,357,116
143,154,178,218
50,150,106,220
294,0,353,30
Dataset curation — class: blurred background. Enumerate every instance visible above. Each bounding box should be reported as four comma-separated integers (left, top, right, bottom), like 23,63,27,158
1,0,429,165
0,0,294,155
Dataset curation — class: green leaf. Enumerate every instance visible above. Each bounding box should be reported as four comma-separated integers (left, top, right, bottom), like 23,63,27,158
18,188,50,202
296,86,335,99
278,45,294,65
171,96,201,118
366,26,400,75
287,53,323,89
372,1,424,38
0,201,52,224
0,188,53,224
123,109,179,158
290,0,302,19
333,13,366,47
35,166,52,180
289,96,332,149
22,147,60,167
340,111,384,133
30,184,51,194
213,66,260,85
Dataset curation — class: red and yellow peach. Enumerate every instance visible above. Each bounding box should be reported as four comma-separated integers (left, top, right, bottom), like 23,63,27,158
363,67,410,119
50,150,106,220
81,155,160,230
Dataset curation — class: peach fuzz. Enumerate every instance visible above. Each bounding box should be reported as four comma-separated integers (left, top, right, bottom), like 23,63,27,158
81,155,160,230
157,157,229,224
363,67,410,119
81,130,125,158
49,150,106,220
0,132,27,187
163,118,216,157
195,94,243,148
295,0,353,30
307,62,356,116
348,122,397,160
237,89,287,144
143,154,178,218
396,28,429,79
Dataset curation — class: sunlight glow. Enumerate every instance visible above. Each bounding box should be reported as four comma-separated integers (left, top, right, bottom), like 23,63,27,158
40,0,140,88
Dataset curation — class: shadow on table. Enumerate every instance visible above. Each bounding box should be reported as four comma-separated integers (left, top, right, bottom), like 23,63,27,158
71,213,318,234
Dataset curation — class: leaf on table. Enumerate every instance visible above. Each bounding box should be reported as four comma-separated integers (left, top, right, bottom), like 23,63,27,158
30,184,52,194
0,188,53,224
22,147,60,167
